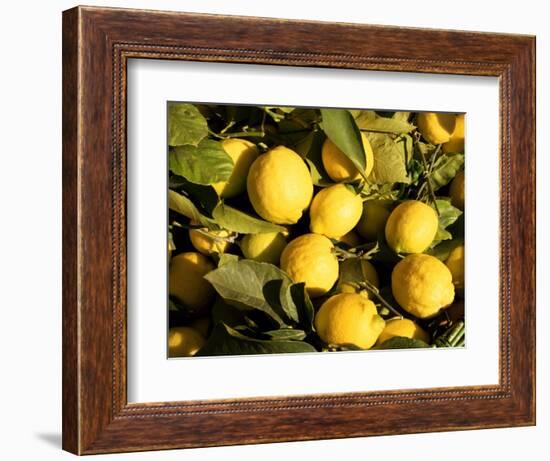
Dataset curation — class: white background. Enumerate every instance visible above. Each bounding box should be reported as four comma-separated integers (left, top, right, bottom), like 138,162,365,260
0,1,546,460
128,60,500,402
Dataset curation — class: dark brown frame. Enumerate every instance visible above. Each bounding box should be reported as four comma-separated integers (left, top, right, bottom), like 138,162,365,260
62,5,536,455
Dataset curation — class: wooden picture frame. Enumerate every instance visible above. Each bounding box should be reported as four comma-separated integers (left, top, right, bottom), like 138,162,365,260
62,5,536,455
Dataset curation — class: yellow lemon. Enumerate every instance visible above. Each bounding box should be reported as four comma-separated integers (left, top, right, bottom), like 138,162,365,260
450,170,465,211
247,146,313,224
356,200,392,241
392,254,455,319
337,230,362,247
212,138,259,198
417,112,456,145
169,252,215,313
385,200,439,254
442,114,465,153
445,244,465,291
240,232,287,265
338,258,379,295
280,233,339,298
376,318,430,346
168,327,205,357
189,226,232,255
314,293,385,349
309,184,363,238
321,132,374,182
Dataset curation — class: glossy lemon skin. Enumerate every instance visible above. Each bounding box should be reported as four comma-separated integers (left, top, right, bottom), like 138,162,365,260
309,184,363,238
385,200,439,254
445,244,465,291
240,232,288,265
280,233,339,298
314,293,385,349
212,138,259,198
247,146,313,224
442,114,465,153
391,254,455,319
169,252,215,313
168,327,205,357
450,170,465,211
417,112,456,145
376,318,430,346
321,132,374,182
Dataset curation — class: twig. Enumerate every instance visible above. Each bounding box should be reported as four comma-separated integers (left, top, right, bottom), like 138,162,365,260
416,142,441,215
359,280,404,319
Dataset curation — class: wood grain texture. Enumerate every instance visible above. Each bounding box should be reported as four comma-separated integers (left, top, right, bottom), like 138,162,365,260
62,5,536,455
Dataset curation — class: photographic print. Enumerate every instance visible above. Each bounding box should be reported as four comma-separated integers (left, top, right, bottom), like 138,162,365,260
167,104,465,358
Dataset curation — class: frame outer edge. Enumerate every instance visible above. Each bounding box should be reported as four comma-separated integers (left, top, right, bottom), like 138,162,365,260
62,6,536,454
62,6,81,455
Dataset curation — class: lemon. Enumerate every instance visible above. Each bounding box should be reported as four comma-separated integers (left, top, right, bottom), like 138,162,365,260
385,200,439,253
168,327,205,357
376,318,430,346
314,293,385,349
445,244,465,291
442,114,465,153
280,233,339,298
392,254,455,319
321,133,374,182
169,252,215,313
309,184,363,238
241,232,287,265
189,226,232,255
190,317,211,338
337,230,361,247
450,170,465,211
338,258,379,295
417,112,456,145
247,146,313,224
356,200,391,241
212,138,259,198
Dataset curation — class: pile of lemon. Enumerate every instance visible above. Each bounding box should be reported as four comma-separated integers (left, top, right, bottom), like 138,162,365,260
169,111,465,357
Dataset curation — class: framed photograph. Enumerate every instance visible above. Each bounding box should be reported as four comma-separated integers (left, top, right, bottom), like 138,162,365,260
62,6,536,455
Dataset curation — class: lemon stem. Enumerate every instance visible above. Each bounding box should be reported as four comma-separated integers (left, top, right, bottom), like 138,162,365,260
360,280,403,319
208,129,266,140
416,141,441,215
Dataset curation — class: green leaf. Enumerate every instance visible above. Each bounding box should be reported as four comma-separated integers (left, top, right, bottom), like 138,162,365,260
428,237,464,261
433,199,462,242
204,260,296,327
169,175,219,215
365,132,410,184
263,328,306,341
217,253,240,267
289,283,315,332
212,203,285,234
355,110,415,134
294,130,333,187
436,199,462,229
169,139,234,185
197,323,317,356
430,154,465,191
320,108,368,179
375,336,430,349
211,297,246,328
168,189,216,227
168,102,208,147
